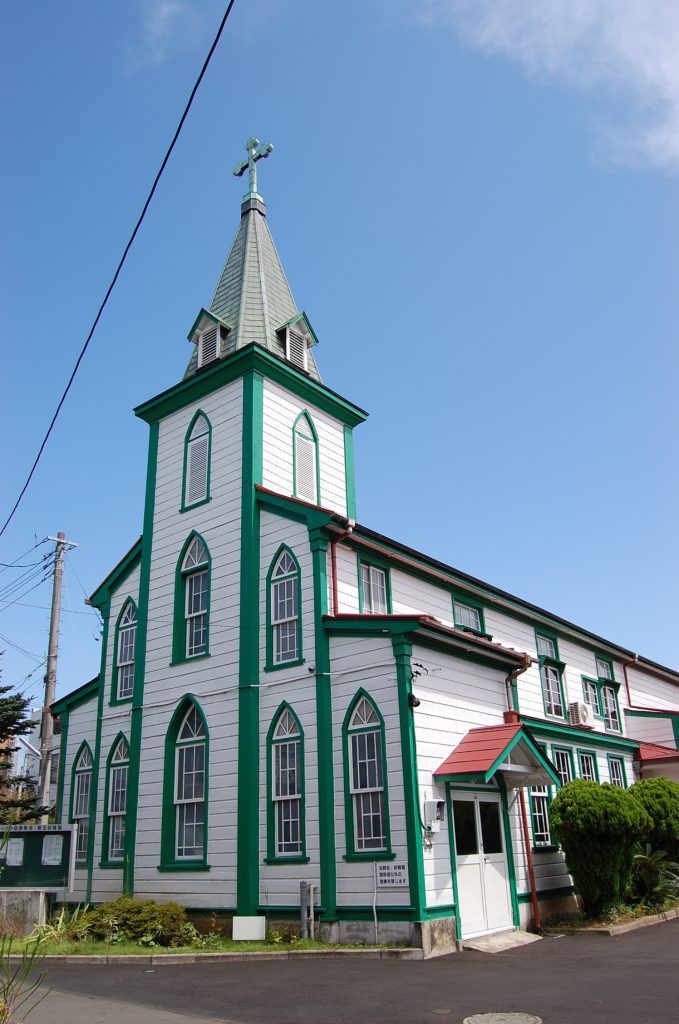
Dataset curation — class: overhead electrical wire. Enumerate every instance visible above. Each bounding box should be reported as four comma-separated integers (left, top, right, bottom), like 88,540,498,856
0,540,49,576
0,0,239,539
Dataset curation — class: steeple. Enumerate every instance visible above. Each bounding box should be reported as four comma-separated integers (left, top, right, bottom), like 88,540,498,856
184,138,321,383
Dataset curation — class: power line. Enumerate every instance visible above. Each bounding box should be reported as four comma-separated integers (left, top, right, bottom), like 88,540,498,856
0,540,49,576
0,0,239,539
0,631,43,663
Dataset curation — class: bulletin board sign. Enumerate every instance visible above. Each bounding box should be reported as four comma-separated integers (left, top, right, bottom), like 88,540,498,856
0,825,75,892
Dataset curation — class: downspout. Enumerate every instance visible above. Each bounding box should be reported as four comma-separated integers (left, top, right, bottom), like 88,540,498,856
622,654,639,709
503,654,541,932
330,521,355,615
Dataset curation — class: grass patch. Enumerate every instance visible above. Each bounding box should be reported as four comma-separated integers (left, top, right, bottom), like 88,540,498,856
544,896,679,930
8,937,393,957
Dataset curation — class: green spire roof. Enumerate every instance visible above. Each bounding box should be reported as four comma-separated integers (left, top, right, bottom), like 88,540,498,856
184,140,321,383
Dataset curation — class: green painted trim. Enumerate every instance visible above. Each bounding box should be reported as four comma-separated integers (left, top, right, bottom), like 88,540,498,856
52,677,99,715
392,637,426,920
424,904,456,920
435,727,560,789
309,529,336,921
535,628,567,722
265,702,307,862
135,344,367,428
497,775,520,928
625,709,679,718
264,544,303,672
292,410,321,505
551,745,576,786
673,720,679,747
236,370,263,916
68,741,94,868
160,695,210,869
342,688,393,860
520,716,639,752
180,409,212,513
607,754,628,788
343,426,356,520
517,885,575,903
186,306,229,342
451,589,492,640
255,488,334,531
109,598,137,707
445,785,462,943
86,599,111,901
171,531,211,665
55,709,69,821
124,419,159,896
576,748,600,783
89,539,142,609
279,310,320,348
99,732,129,869
357,554,393,615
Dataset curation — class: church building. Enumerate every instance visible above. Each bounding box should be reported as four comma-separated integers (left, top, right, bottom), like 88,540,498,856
53,140,679,954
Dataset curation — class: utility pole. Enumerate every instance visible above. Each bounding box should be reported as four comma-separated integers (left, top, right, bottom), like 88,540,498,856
38,532,77,821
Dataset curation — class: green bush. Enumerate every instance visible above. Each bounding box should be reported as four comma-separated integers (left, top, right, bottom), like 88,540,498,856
549,780,651,917
78,898,190,947
628,777,679,862
631,843,679,907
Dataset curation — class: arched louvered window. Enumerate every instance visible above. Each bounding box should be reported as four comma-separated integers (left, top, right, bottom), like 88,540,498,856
343,692,391,857
182,411,211,511
173,534,211,663
267,705,306,860
293,412,319,505
71,743,93,863
113,599,137,702
267,546,302,668
104,736,129,863
197,324,219,368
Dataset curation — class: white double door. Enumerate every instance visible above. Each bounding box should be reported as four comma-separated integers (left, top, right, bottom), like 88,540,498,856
451,790,513,939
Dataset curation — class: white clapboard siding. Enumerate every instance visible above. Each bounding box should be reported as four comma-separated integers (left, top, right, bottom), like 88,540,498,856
329,636,411,908
261,380,347,515
625,715,676,747
626,663,679,713
60,696,98,902
259,512,314,675
390,570,454,626
410,645,509,908
131,380,244,904
326,544,359,615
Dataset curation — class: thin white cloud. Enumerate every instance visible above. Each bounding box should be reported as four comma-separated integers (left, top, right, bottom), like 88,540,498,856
416,0,679,171
125,0,200,73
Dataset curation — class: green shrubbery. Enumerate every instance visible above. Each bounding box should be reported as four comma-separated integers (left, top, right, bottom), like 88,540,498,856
628,778,679,862
549,780,651,916
32,898,195,948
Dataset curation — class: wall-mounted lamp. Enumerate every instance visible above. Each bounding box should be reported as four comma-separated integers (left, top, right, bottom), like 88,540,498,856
408,692,421,708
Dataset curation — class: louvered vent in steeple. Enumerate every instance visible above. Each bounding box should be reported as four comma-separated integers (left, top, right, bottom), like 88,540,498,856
198,326,219,368
287,329,307,370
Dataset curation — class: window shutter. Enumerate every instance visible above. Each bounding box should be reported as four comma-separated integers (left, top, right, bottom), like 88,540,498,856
187,435,209,504
198,326,218,367
295,434,316,502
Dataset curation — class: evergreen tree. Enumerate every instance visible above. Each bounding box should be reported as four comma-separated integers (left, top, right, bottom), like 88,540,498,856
0,660,48,823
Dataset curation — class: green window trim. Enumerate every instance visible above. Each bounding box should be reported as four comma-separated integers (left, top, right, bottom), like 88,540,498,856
342,689,393,860
551,745,576,788
180,409,212,512
265,544,304,671
109,598,137,706
451,589,491,639
69,741,94,866
266,702,307,863
357,554,392,615
99,732,129,869
292,410,320,506
171,532,211,666
535,629,567,721
607,754,628,788
159,696,210,871
580,674,622,734
576,748,600,783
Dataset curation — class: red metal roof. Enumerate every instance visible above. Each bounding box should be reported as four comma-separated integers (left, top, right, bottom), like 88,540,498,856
637,741,679,764
433,723,523,778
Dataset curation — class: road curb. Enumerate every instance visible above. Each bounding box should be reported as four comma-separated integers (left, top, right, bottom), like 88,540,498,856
10,946,423,965
544,906,679,937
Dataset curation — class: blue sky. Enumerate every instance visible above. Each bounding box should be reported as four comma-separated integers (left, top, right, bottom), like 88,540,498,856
2,0,678,703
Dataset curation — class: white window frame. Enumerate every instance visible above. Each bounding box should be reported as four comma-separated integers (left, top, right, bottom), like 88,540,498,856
347,698,387,853
530,786,551,845
601,685,621,732
175,708,206,860
453,599,482,632
360,564,387,614
108,739,129,862
73,748,92,861
541,663,564,718
609,758,625,787
596,657,613,681
271,551,299,665
182,537,208,659
552,747,573,787
272,710,302,857
116,603,136,700
578,751,597,782
582,678,601,716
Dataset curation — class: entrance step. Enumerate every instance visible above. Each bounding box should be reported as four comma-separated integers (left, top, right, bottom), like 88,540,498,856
463,931,542,954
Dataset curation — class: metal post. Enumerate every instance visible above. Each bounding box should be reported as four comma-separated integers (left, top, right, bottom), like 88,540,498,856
38,532,76,820
300,880,309,939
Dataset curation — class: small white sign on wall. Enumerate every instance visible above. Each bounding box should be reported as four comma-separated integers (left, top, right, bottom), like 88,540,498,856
377,862,408,888
41,834,63,866
6,839,24,867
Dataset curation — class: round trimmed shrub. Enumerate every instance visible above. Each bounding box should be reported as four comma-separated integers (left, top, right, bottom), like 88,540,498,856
628,777,679,861
549,779,651,916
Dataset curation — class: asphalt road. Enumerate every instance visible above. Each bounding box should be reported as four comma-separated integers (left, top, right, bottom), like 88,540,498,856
28,918,679,1024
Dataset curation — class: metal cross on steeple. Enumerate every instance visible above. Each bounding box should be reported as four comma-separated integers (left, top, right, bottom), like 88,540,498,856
233,137,274,201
